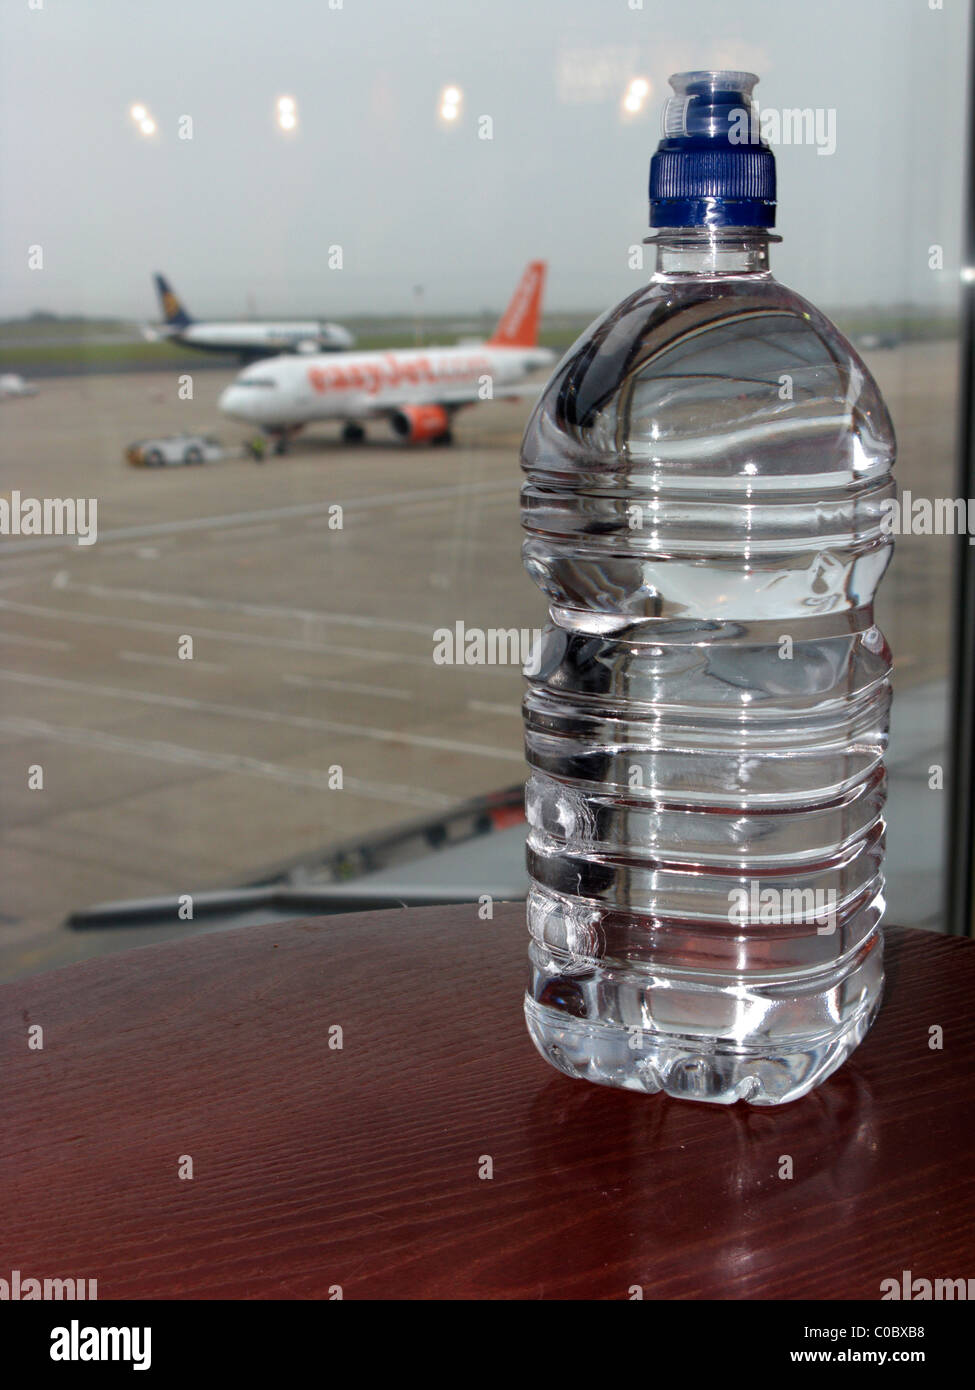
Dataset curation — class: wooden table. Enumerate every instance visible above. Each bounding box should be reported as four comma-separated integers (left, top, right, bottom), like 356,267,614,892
2,905,973,1300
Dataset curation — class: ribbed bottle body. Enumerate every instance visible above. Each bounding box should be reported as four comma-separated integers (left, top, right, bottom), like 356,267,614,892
521,266,895,1104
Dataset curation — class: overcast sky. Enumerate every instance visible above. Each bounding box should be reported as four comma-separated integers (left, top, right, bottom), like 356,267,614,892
0,0,970,320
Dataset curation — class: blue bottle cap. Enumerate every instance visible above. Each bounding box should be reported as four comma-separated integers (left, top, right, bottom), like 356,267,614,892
649,71,776,228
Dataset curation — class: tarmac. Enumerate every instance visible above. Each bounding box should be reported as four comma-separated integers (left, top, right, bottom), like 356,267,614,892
0,340,961,977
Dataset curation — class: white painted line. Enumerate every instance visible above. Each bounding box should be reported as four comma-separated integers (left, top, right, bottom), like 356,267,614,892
0,598,439,667
208,523,281,542
0,715,451,809
0,478,511,556
48,575,436,635
0,629,72,652
397,501,459,518
0,668,524,762
283,673,413,701
468,699,520,717
119,650,229,674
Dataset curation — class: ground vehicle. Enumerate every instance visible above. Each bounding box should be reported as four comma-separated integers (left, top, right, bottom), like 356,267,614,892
125,434,225,467
0,372,38,398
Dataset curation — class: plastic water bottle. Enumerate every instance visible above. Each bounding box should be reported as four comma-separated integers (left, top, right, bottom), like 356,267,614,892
520,71,895,1105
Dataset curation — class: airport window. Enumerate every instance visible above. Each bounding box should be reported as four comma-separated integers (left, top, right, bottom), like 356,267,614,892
0,0,972,982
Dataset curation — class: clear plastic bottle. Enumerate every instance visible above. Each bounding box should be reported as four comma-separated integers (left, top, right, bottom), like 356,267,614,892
520,71,896,1105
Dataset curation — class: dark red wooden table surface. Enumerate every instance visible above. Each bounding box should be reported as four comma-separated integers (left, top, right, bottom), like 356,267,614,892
1,905,973,1300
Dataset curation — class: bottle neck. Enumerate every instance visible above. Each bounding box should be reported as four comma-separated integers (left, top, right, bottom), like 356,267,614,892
651,228,774,277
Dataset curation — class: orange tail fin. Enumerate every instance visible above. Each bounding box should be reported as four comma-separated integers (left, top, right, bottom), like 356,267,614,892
487,261,546,347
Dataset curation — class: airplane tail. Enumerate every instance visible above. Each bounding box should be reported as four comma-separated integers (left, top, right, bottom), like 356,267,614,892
486,261,546,348
154,273,193,328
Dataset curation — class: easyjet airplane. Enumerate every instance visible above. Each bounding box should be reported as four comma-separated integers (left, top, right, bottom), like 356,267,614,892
217,261,552,448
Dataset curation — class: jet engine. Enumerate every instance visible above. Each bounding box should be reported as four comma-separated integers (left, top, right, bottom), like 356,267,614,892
389,404,452,444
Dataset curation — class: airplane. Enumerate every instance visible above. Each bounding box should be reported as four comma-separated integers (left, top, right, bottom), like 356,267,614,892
143,273,354,361
217,260,553,448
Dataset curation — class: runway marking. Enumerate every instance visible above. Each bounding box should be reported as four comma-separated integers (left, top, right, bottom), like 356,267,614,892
0,629,73,652
0,715,451,809
0,478,511,557
0,598,519,676
49,575,437,635
208,523,281,542
119,649,229,674
397,500,460,518
0,598,441,667
0,668,524,762
283,673,413,701
467,699,520,717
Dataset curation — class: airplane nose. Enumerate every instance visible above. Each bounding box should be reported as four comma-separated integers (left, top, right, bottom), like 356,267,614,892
218,385,246,418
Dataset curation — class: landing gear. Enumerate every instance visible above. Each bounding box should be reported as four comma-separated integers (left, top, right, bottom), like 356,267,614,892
342,422,366,444
433,429,454,446
265,425,302,456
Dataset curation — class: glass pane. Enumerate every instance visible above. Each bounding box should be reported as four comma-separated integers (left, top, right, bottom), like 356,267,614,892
0,0,970,977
